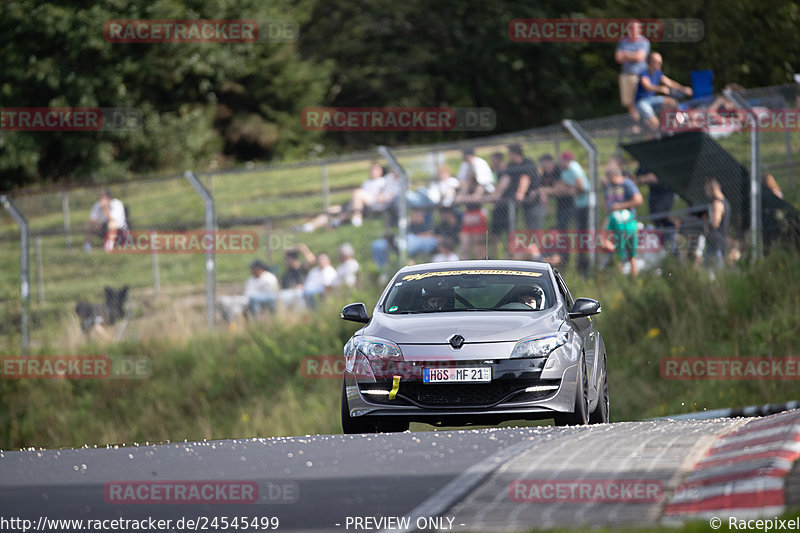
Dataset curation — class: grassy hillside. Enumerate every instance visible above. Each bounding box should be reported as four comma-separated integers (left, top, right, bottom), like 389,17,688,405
1,251,798,450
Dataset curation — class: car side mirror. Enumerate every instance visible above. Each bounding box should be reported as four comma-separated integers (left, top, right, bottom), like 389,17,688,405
341,302,370,323
568,298,602,319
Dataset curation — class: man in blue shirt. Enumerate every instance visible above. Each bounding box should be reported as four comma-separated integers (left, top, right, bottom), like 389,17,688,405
615,21,649,124
635,52,693,130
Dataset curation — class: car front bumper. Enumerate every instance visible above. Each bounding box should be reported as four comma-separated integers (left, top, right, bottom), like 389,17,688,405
343,359,579,424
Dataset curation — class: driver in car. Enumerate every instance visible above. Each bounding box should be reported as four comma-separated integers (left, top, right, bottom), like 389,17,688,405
517,286,545,310
423,287,454,311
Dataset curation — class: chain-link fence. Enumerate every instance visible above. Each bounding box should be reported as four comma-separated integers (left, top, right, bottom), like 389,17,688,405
2,84,799,352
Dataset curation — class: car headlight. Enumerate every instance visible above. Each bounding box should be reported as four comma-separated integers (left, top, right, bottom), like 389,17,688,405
510,332,569,359
353,336,403,360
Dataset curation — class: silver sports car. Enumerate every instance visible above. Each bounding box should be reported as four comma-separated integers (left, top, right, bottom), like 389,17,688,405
339,260,608,433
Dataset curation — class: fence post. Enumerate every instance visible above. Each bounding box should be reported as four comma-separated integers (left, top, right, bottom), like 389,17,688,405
321,164,330,214
151,231,160,298
35,237,44,304
1,195,30,354
264,219,273,267
561,120,598,273
786,129,792,191
378,146,408,265
61,189,72,250
726,89,763,261
184,171,216,326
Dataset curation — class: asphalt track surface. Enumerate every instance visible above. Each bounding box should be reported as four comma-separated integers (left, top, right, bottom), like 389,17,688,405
3,417,775,533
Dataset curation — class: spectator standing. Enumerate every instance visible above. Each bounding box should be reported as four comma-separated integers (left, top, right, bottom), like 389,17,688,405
538,154,561,189
454,165,488,260
636,165,677,253
514,149,547,231
603,164,644,276
84,189,128,252
615,21,650,124
487,144,534,258
489,152,506,184
541,152,590,275
703,179,730,270
537,153,563,225
457,148,495,194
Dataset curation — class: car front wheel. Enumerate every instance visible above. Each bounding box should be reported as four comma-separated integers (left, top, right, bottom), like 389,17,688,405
341,380,377,434
554,360,589,427
589,356,609,424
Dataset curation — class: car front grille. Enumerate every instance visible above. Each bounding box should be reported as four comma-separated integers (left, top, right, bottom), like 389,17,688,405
359,379,561,408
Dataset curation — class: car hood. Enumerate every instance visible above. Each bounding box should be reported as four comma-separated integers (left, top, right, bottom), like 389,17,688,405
360,306,565,345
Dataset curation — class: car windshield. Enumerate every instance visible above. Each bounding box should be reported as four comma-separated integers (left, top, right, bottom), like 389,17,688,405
382,268,555,313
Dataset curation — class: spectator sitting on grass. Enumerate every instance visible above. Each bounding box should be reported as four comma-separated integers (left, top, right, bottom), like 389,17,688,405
405,164,461,208
217,259,279,324
350,167,400,227
432,235,460,263
303,251,338,309
279,244,314,308
333,242,360,288
297,162,398,232
371,208,438,269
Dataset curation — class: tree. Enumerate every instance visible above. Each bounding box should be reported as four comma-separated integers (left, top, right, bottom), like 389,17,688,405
0,0,330,189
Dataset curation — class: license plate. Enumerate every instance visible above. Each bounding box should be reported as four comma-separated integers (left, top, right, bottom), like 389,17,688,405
423,367,491,383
